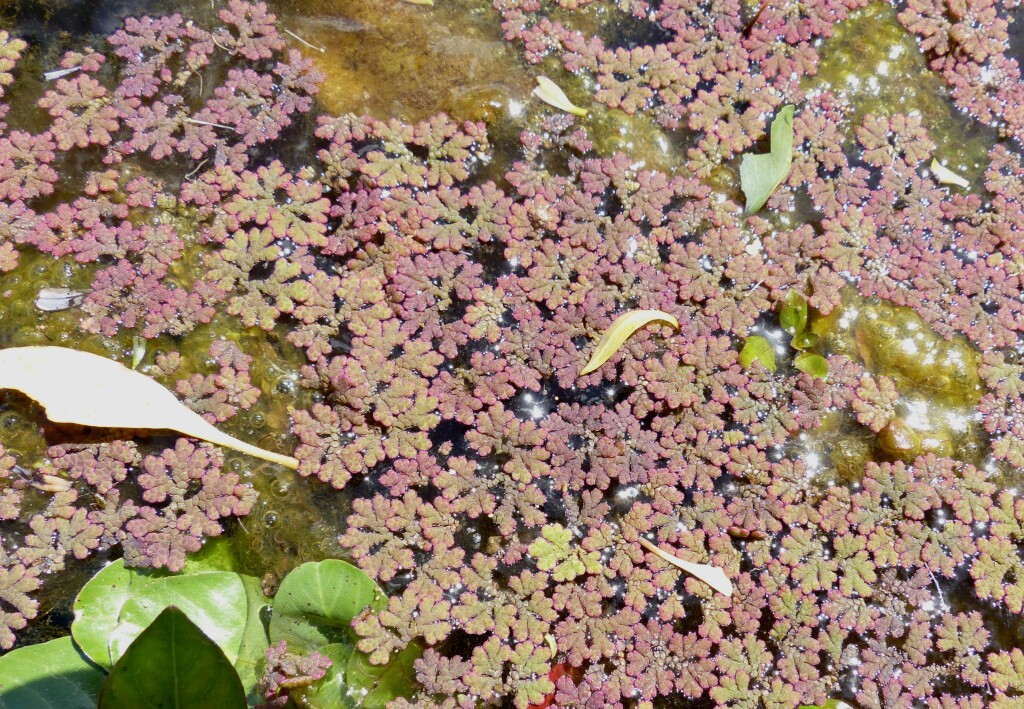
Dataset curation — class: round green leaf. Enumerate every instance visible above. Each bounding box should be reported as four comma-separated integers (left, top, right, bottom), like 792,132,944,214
269,560,384,652
779,290,808,337
791,331,820,350
72,560,267,699
72,560,149,669
294,641,422,709
0,636,106,709
739,335,777,372
794,352,829,379
107,571,248,667
98,607,246,709
346,641,422,709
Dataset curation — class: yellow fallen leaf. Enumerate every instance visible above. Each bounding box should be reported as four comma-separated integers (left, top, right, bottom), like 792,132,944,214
637,537,733,597
931,158,969,189
580,309,678,376
533,76,588,118
0,346,298,469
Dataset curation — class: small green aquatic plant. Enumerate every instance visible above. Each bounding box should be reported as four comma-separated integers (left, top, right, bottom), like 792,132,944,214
740,290,828,379
0,556,419,708
779,291,829,380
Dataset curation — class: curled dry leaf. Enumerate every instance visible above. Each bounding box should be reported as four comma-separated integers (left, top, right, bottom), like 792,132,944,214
637,537,734,596
0,346,298,469
579,309,679,376
533,76,588,117
930,158,970,188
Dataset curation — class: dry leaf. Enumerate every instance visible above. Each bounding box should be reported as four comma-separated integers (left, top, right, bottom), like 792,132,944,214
637,537,733,596
43,66,80,81
0,346,298,469
131,336,146,370
533,76,588,118
35,287,86,312
580,309,678,376
930,158,969,188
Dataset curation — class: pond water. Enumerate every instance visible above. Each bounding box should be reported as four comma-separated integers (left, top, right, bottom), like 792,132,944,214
2,0,1024,706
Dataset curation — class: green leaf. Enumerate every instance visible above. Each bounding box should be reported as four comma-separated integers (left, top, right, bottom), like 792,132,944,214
740,105,795,213
269,560,384,653
98,607,246,709
580,309,678,376
72,560,157,669
71,559,267,699
527,524,599,582
0,636,106,709
107,571,248,667
270,561,420,708
739,335,777,372
351,641,422,709
791,331,820,350
182,536,241,574
794,352,828,379
799,701,855,709
297,641,422,709
779,290,808,337
236,575,271,705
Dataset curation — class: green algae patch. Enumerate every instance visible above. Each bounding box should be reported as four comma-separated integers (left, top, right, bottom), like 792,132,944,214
795,290,988,482
279,0,534,123
812,2,994,179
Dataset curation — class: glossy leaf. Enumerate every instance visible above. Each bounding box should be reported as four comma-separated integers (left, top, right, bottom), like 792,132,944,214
269,560,384,653
98,607,246,709
71,558,268,699
637,537,733,596
0,636,106,709
791,331,820,350
269,560,422,707
236,575,272,703
72,560,154,669
533,76,588,117
739,335,777,372
344,640,422,708
779,290,808,336
0,346,297,468
931,159,969,188
740,105,795,213
794,352,828,379
580,309,679,376
295,641,422,709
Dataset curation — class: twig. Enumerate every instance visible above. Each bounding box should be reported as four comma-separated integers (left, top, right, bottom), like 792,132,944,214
284,28,325,54
186,117,235,131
